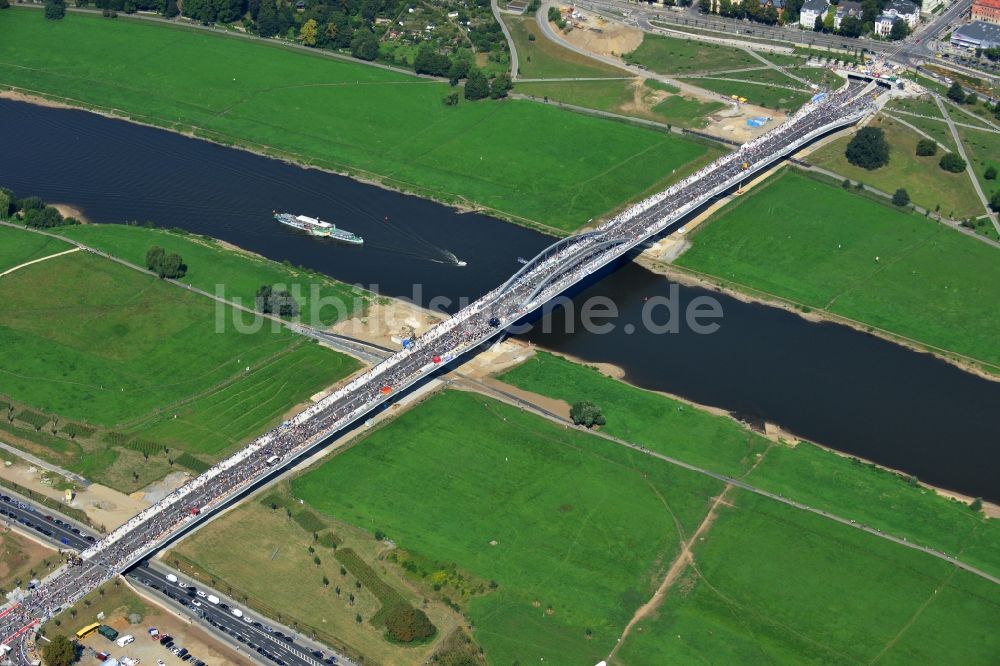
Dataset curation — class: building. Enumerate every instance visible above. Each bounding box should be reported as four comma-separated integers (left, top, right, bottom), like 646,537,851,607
799,0,830,29
972,0,1000,24
873,0,919,36
833,0,863,30
951,20,1000,49
764,0,786,15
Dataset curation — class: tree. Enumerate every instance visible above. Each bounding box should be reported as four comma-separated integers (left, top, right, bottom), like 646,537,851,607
300,19,318,46
990,190,1000,213
822,7,834,32
939,152,966,173
464,68,490,101
915,138,937,157
164,0,178,16
255,284,299,317
351,30,379,61
813,14,823,31
570,401,606,428
145,245,187,278
447,59,470,86
839,15,862,38
970,497,983,512
892,188,910,207
845,127,889,170
442,92,459,107
24,206,68,229
42,635,77,666
841,178,851,189
256,0,279,37
45,0,66,19
698,0,711,13
947,81,965,104
889,18,908,41
490,72,512,99
965,92,978,106
0,0,10,9
985,166,997,181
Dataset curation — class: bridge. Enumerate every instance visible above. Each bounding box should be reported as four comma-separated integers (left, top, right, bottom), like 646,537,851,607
0,77,881,664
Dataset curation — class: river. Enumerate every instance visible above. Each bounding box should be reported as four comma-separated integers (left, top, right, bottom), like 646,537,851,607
1,97,997,501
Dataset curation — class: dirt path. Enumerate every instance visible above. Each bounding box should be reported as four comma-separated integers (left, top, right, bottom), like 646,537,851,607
0,247,80,278
606,483,734,662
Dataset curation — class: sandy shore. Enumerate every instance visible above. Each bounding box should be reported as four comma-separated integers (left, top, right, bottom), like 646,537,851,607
49,203,90,222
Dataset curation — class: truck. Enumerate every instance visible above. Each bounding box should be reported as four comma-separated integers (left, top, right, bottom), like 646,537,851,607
98,625,120,641
148,627,159,639
206,595,220,605
166,574,178,584
115,634,134,648
231,608,244,618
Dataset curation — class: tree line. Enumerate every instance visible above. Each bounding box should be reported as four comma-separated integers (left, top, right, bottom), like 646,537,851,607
0,188,81,229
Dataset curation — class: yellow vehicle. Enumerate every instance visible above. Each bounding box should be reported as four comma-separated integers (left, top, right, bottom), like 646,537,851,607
731,94,740,100
76,623,100,640
738,97,748,103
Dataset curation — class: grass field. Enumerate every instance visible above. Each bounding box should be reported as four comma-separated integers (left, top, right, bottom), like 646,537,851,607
170,486,460,665
291,390,723,665
678,77,810,112
499,352,1000,579
614,490,1000,664
57,224,368,326
885,110,959,154
624,33,759,75
504,15,627,79
0,225,72,273
676,169,1000,368
651,95,725,127
809,116,982,218
499,352,769,477
0,230,359,487
0,10,710,232
957,127,1000,204
0,529,57,594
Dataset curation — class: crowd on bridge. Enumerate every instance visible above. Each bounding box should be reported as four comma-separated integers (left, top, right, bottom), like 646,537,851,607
0,76,883,662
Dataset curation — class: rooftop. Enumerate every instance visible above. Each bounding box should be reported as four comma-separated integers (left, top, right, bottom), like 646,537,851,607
953,19,1000,43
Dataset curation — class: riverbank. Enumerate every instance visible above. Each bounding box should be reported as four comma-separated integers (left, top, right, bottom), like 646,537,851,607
0,9,711,234
667,167,1000,379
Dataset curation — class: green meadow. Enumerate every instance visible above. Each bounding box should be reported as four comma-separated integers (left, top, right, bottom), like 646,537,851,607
676,168,1000,369
499,352,1000,579
58,224,368,326
0,9,708,232
292,390,723,665
614,490,1000,664
0,224,72,272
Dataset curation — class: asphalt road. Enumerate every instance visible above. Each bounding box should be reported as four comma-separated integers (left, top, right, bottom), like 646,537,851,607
0,492,352,666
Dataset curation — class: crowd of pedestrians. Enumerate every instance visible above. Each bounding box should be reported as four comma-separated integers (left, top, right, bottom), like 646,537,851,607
0,77,882,662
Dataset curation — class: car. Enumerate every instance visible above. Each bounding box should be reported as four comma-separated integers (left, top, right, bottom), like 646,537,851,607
181,655,192,662
177,648,189,657
196,590,206,598
157,661,166,666
171,646,182,655
242,615,251,622
159,634,173,644
163,640,175,648
192,600,201,607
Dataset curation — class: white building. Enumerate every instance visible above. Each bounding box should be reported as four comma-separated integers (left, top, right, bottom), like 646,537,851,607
874,0,920,36
799,0,830,29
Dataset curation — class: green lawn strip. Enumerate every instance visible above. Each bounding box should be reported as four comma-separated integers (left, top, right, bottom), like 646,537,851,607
956,126,1000,206
0,10,707,232
717,67,809,88
680,76,809,111
884,110,959,154
615,489,1000,664
291,389,723,665
46,580,150,635
500,352,1000,579
816,113,978,214
624,33,759,75
0,225,72,273
515,79,634,113
884,95,946,119
498,351,769,477
676,169,1000,367
644,78,680,94
944,102,994,130
57,224,368,326
335,548,412,626
504,15,628,79
787,66,845,89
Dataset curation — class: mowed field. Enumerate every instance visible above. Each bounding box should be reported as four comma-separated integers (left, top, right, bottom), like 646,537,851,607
614,490,1000,664
0,224,72,272
809,115,984,219
0,10,709,232
675,169,1000,369
0,229,359,485
500,353,1000,579
292,390,723,665
58,224,368,326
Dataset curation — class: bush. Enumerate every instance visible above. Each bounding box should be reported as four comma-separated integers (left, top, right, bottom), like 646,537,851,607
947,81,965,104
145,246,187,279
44,0,66,20
985,166,997,181
24,205,71,229
255,284,299,317
845,127,889,170
442,92,459,107
42,635,77,666
383,605,436,643
892,188,910,207
939,152,966,173
915,138,937,157
463,68,490,101
990,190,1000,213
570,401,606,428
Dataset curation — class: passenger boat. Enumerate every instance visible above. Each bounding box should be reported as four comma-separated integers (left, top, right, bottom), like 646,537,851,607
273,212,363,245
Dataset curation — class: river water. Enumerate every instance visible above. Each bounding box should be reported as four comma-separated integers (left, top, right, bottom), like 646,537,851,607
1,98,997,500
